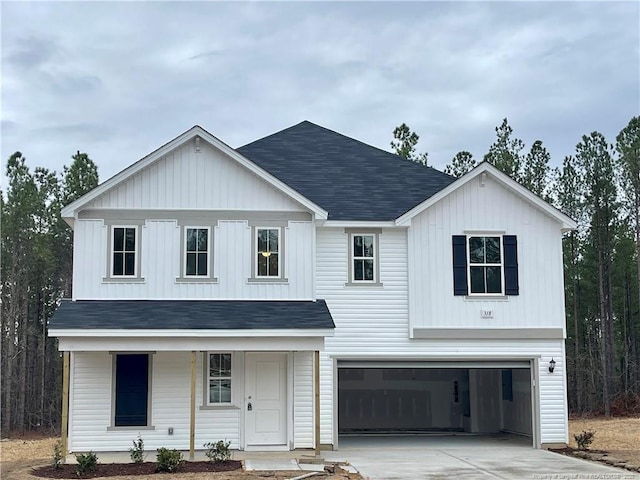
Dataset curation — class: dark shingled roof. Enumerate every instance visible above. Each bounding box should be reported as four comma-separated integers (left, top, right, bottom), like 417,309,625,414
237,121,456,221
49,300,335,330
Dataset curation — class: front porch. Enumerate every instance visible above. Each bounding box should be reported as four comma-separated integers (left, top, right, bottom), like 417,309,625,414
49,300,335,459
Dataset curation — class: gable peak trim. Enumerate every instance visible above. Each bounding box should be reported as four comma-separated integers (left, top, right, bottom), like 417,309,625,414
61,125,328,221
395,161,577,230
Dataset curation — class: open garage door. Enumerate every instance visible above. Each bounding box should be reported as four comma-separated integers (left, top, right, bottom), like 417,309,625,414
337,361,534,444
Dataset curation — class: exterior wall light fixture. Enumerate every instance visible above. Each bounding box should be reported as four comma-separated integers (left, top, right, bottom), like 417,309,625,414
548,358,556,373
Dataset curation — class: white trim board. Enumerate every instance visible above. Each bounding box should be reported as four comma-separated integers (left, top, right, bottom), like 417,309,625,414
58,336,326,352
50,328,334,338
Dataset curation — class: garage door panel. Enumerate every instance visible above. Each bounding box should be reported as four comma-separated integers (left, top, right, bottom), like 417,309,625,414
339,388,432,431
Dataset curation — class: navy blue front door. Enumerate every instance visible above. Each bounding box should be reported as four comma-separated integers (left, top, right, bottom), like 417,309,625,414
114,354,149,427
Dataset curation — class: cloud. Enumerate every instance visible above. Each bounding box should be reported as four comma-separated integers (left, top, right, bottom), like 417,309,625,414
0,0,637,184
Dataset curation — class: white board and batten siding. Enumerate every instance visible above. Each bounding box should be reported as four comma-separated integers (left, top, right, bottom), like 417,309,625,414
69,351,314,452
86,141,302,212
73,220,314,300
316,202,569,446
407,173,566,331
72,138,315,300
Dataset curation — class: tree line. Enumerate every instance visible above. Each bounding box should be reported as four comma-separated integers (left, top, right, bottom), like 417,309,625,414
393,116,640,415
1,117,638,435
1,152,98,434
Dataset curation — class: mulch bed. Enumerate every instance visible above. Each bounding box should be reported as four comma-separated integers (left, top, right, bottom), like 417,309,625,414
31,461,243,478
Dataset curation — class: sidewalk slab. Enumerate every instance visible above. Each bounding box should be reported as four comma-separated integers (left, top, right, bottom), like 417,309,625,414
244,458,301,471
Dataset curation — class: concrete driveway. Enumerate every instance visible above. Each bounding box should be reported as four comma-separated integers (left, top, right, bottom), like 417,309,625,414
324,435,639,479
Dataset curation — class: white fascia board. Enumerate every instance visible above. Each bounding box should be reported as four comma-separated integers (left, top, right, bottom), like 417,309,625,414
395,162,577,231
61,126,328,221
58,336,326,352
48,328,334,338
321,220,400,228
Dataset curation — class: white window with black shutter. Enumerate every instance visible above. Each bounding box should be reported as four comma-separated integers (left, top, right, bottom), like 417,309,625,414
452,234,519,296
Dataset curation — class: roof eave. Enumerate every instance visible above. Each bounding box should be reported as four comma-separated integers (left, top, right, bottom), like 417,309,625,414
48,328,335,338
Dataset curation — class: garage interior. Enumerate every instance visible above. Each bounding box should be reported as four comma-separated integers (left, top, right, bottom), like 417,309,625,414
338,363,533,441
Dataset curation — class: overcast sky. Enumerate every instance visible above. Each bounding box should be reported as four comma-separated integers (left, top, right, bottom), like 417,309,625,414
1,1,638,185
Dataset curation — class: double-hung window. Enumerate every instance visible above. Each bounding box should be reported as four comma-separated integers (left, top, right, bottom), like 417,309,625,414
452,234,519,296
185,227,210,277
352,234,375,282
208,353,232,405
112,226,137,277
468,236,502,294
256,227,280,278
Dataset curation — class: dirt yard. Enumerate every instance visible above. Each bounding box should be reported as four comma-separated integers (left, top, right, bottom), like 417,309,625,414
568,416,640,467
0,437,360,480
2,419,639,478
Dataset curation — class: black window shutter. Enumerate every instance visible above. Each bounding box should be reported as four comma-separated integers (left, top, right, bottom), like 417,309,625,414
503,235,519,295
452,235,468,296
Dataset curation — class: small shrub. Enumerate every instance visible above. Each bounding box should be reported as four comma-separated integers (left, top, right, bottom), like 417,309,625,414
155,447,182,472
75,451,98,476
52,440,64,469
203,440,231,463
574,430,596,450
129,435,145,464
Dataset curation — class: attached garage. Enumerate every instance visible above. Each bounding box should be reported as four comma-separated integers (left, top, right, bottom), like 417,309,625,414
337,361,535,445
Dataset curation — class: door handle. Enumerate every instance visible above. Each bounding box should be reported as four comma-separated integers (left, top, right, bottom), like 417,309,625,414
247,402,252,411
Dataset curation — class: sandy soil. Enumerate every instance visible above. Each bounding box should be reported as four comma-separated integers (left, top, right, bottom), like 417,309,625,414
3,418,639,478
569,416,640,466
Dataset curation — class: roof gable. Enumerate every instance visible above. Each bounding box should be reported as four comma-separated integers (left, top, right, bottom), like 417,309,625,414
61,126,328,221
237,121,456,221
395,162,577,231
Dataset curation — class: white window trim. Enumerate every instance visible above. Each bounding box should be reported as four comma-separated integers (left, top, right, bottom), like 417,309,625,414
206,352,233,407
183,226,211,278
255,226,282,279
110,225,138,278
466,234,505,296
350,233,377,283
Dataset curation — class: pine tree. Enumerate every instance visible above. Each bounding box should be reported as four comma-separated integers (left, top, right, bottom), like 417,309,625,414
483,118,525,181
444,151,476,178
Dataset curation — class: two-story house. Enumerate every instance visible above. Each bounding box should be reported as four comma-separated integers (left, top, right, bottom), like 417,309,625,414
49,121,575,457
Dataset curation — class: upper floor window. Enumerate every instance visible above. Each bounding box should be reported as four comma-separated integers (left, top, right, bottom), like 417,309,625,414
256,227,280,278
185,227,210,277
345,229,382,286
352,234,375,282
452,234,519,296
112,226,137,277
468,236,502,294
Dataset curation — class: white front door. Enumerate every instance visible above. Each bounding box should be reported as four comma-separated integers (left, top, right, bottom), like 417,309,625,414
245,353,287,447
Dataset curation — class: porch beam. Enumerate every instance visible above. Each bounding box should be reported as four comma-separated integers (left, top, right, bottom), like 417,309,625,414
314,350,320,456
189,351,196,460
61,352,70,462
